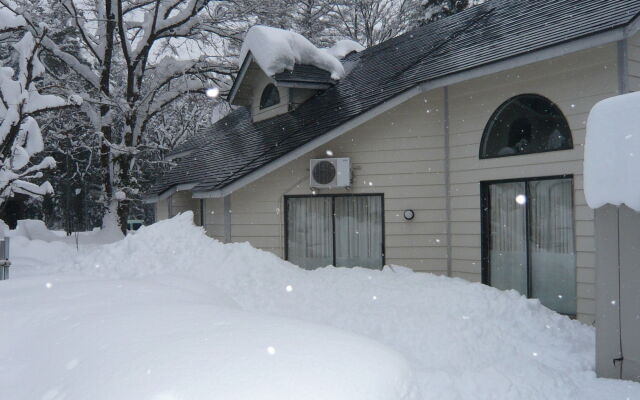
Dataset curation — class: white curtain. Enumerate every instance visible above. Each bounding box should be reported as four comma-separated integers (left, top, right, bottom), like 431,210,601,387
489,182,528,294
335,196,383,268
287,197,333,269
529,179,576,315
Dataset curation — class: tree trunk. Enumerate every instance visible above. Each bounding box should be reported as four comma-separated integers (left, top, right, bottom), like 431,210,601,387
117,199,130,235
115,154,133,235
99,0,117,231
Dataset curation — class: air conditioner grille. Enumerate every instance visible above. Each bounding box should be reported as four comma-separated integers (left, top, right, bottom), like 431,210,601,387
312,161,336,184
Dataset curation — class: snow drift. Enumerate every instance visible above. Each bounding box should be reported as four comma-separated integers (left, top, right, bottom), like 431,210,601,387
5,212,640,399
0,275,416,400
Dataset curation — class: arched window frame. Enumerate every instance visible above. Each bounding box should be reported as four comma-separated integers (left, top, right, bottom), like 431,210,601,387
259,83,281,109
479,94,573,159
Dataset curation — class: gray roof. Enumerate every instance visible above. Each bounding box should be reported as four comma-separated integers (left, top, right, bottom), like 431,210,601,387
150,0,640,197
273,64,335,87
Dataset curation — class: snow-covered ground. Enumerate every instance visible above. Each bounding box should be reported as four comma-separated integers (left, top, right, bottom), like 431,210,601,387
3,212,640,399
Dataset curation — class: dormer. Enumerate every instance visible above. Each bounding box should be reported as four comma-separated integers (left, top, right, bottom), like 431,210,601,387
227,26,364,123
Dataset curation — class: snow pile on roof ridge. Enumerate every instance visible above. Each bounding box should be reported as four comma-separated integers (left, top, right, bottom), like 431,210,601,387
323,39,365,59
240,26,363,80
44,212,634,400
584,91,640,211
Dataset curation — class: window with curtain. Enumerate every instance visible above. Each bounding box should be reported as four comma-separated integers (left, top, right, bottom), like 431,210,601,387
482,177,576,315
480,94,573,159
286,195,384,269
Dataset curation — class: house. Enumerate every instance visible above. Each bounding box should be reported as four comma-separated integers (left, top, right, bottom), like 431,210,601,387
146,0,640,379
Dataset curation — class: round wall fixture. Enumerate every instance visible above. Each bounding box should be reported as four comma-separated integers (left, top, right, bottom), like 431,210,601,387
403,209,415,221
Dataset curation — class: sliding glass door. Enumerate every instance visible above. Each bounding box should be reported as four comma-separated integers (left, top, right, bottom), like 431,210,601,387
286,195,384,269
482,177,576,315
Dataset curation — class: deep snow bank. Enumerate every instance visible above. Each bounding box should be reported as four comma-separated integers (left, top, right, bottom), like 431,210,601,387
1,274,417,400
49,212,640,400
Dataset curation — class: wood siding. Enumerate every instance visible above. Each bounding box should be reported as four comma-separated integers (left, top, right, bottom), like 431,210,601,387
628,33,640,91
203,197,226,242
166,191,202,227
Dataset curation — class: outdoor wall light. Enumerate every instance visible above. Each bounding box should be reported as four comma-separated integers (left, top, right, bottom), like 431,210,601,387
403,209,415,221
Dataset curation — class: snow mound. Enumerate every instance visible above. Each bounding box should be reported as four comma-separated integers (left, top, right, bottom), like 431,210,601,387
11,219,123,245
240,25,348,79
323,39,365,59
47,212,640,400
585,91,640,211
0,275,417,400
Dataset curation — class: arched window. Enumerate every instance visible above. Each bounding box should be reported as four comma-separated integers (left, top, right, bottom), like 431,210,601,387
259,84,280,109
480,94,573,159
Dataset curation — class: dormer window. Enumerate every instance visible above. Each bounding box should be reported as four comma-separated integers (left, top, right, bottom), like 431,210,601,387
260,84,280,109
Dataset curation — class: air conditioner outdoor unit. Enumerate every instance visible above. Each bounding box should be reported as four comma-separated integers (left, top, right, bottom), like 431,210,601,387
309,158,351,188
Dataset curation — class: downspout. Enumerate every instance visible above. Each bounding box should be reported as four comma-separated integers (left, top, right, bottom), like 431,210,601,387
224,195,232,243
613,38,629,377
444,86,452,277
199,199,205,227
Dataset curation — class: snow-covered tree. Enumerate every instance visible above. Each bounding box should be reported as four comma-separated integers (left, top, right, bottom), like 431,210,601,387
421,0,484,23
0,13,79,207
326,0,422,47
1,0,243,233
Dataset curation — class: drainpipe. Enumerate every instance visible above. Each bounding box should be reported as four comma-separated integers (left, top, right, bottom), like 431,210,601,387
224,195,232,243
444,86,452,277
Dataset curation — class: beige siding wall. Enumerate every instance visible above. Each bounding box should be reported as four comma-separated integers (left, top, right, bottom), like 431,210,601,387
203,197,226,242
156,198,169,221
166,191,202,226
628,33,640,91
229,91,448,273
251,71,290,122
447,43,619,323
162,193,225,242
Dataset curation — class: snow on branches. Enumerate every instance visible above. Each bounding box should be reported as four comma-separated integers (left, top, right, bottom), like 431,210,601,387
1,0,237,233
0,14,80,203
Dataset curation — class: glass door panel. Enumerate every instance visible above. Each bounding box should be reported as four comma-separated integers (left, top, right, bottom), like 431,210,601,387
334,196,383,268
529,178,576,315
287,197,333,269
489,182,528,295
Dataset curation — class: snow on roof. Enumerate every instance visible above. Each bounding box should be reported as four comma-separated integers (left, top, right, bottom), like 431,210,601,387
323,39,365,59
584,92,640,211
239,26,363,80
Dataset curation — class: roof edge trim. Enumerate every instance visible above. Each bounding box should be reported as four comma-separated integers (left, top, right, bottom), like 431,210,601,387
227,53,254,104
144,182,199,204
275,81,332,89
165,149,194,162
